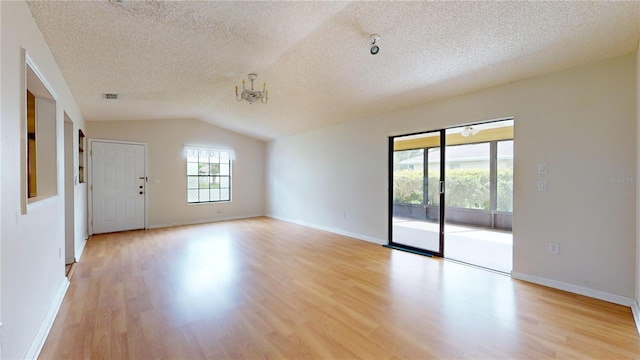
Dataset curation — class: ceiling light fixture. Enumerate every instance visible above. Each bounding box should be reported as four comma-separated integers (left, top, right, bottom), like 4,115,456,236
235,73,268,104
370,34,380,55
461,126,479,137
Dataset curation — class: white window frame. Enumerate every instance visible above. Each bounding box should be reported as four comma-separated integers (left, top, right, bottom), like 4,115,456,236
186,147,233,204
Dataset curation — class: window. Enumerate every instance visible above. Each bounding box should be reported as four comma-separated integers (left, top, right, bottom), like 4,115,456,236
394,138,513,213
445,142,490,210
186,148,231,203
497,140,514,212
392,149,423,204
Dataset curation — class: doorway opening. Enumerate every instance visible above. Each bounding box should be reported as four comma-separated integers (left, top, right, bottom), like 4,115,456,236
389,119,513,273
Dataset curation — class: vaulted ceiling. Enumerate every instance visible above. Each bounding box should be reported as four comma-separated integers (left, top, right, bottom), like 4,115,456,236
27,1,640,141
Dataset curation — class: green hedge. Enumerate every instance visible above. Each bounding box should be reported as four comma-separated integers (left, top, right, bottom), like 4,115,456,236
393,169,513,212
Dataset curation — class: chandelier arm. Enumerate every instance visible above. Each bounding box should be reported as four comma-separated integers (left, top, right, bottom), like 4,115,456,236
263,82,267,103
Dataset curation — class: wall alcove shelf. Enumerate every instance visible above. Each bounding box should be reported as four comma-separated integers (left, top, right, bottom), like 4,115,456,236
78,129,85,183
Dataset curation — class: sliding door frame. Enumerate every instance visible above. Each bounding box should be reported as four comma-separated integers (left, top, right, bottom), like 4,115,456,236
388,117,514,259
388,129,445,257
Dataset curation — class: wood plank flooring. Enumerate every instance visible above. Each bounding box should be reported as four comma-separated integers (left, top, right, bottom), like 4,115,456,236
40,217,640,359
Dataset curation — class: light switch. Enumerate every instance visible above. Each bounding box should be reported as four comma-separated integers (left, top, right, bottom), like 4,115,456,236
538,163,547,174
538,180,547,191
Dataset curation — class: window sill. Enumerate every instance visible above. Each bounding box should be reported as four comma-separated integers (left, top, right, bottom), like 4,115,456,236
187,200,232,206
27,194,58,213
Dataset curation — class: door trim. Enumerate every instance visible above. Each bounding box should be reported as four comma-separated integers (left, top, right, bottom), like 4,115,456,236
87,139,148,235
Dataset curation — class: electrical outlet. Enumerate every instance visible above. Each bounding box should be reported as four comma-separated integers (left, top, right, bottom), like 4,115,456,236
548,242,559,254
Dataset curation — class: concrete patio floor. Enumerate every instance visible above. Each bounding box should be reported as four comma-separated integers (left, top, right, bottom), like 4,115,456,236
392,217,512,273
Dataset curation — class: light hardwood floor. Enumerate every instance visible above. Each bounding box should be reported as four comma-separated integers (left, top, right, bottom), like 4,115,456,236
40,217,640,359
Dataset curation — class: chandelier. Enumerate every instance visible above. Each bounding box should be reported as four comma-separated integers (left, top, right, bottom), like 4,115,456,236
235,73,268,104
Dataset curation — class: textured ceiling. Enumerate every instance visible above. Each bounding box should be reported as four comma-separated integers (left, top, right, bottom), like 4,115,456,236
27,1,640,141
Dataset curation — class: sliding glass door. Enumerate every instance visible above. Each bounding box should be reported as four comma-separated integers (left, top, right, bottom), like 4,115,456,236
389,130,444,256
389,119,514,272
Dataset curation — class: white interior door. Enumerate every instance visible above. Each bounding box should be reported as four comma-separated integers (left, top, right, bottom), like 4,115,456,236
91,141,146,234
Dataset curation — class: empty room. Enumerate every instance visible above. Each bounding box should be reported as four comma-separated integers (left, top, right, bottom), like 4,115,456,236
2,1,640,359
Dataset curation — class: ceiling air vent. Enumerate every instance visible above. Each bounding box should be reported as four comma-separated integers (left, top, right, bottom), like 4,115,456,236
102,93,118,100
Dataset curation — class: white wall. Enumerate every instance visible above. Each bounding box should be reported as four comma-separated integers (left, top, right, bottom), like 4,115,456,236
636,42,640,307
75,181,88,260
0,2,3,359
87,119,265,228
64,119,75,264
1,1,87,358
74,127,88,260
35,98,57,197
267,54,637,301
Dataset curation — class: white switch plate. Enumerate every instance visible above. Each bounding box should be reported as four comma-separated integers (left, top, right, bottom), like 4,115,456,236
538,180,547,191
538,163,547,174
548,242,559,254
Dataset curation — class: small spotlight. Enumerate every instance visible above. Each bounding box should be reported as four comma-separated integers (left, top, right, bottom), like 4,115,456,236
370,34,380,55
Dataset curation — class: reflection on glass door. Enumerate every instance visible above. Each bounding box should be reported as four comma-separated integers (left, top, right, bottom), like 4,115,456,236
389,130,443,256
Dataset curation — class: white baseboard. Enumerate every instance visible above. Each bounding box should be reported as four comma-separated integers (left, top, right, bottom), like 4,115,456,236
511,271,635,307
266,214,385,245
631,300,640,335
25,278,70,360
75,234,88,262
148,214,264,230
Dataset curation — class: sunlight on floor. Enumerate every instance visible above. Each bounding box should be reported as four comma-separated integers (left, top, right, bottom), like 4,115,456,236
392,218,513,273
